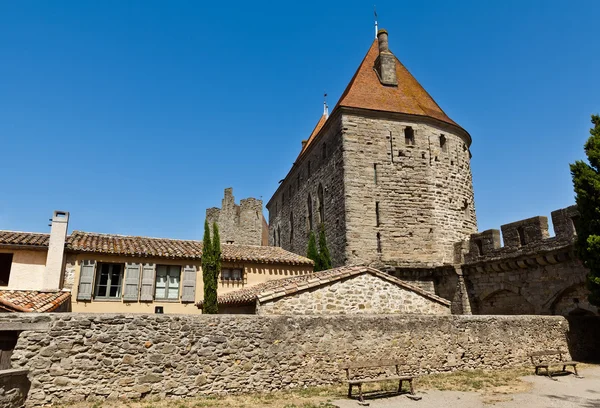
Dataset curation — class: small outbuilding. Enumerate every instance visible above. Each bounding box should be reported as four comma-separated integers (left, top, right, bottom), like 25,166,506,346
197,265,451,315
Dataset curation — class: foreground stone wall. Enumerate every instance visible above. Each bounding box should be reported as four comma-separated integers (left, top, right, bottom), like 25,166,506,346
4,313,574,407
257,273,450,315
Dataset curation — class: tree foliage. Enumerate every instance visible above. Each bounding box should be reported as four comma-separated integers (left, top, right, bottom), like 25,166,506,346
317,223,332,271
201,220,219,314
570,114,600,306
306,230,318,269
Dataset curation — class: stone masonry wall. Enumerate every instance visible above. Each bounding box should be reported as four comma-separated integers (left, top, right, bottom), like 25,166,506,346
267,113,347,266
4,313,576,407
206,188,266,246
458,206,595,316
0,369,30,408
257,273,450,315
342,112,477,267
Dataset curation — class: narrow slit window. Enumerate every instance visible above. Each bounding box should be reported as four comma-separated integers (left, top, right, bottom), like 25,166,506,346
376,232,382,253
322,143,327,159
317,184,325,225
307,194,313,231
404,126,415,145
374,164,378,184
277,226,281,247
475,239,484,256
440,134,447,152
290,212,294,244
375,202,380,227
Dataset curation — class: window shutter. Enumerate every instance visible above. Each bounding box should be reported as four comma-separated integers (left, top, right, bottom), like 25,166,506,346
123,263,141,301
181,265,197,303
77,260,96,301
140,263,156,301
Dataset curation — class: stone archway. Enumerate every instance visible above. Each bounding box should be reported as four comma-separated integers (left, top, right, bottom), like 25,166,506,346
479,289,535,315
549,283,598,316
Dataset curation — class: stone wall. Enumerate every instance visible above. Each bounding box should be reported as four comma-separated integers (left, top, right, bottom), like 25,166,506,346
267,112,347,266
458,206,595,316
206,188,267,246
4,313,577,407
257,273,450,315
342,111,477,267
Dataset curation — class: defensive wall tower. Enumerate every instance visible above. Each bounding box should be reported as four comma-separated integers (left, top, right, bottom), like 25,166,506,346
267,29,477,267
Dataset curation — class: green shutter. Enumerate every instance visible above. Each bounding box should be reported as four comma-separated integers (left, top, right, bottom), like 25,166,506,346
123,263,141,301
77,260,96,301
181,265,197,303
140,263,156,302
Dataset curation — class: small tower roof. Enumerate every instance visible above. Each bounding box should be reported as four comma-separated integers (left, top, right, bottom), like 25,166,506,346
335,39,465,133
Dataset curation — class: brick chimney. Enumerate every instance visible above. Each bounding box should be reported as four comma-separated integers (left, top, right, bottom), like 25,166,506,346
374,29,398,86
43,211,69,291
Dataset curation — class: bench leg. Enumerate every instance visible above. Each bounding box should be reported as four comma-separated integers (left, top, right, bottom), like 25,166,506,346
358,383,364,403
573,365,579,377
409,379,415,395
398,380,403,394
348,384,353,398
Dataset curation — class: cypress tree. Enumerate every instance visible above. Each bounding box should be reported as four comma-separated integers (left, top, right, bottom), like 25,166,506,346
570,114,600,306
317,223,332,271
202,219,218,314
307,230,319,270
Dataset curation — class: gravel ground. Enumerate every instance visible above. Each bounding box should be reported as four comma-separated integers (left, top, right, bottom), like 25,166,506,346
332,366,600,408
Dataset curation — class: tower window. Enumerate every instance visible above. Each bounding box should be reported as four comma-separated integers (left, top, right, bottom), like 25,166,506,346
375,202,380,227
404,126,415,145
290,212,294,244
440,134,447,152
307,194,313,231
374,164,378,184
376,232,382,253
317,184,325,225
474,239,484,256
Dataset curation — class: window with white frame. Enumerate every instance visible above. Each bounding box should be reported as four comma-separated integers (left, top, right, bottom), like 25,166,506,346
155,265,181,300
94,263,124,299
221,268,243,282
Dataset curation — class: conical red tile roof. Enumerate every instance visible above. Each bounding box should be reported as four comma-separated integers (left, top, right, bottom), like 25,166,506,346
336,39,462,130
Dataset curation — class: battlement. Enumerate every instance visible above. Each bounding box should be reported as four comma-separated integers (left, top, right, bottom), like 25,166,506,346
458,205,578,264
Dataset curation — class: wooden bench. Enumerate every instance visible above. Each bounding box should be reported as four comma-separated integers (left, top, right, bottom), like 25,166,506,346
342,360,420,404
528,350,579,380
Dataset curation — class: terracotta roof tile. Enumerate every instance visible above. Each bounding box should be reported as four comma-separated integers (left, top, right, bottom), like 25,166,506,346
336,40,462,129
198,265,451,308
0,290,70,312
0,231,50,247
0,230,313,266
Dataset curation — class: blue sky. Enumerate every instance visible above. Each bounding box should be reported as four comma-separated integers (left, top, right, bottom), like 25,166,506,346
1,0,599,240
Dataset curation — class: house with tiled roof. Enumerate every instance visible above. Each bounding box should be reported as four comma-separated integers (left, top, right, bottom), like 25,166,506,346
197,265,450,315
0,211,313,314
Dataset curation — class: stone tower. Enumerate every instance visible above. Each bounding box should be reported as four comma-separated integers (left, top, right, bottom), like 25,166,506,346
206,188,268,246
266,29,477,267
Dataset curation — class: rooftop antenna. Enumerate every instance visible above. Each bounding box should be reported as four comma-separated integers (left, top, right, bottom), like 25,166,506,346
374,5,378,39
323,92,329,118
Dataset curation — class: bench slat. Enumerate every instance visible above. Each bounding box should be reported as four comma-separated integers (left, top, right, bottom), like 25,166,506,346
528,350,564,357
347,376,413,384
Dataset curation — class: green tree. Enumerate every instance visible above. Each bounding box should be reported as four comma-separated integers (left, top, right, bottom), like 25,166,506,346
307,230,319,270
570,114,600,306
202,220,219,314
317,223,332,271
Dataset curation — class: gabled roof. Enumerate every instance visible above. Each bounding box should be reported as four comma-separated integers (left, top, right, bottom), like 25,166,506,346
335,39,461,130
300,114,328,155
0,230,314,266
0,290,71,312
197,265,451,308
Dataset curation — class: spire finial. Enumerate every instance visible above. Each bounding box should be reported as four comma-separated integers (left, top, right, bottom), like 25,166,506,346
323,92,329,118
374,5,378,39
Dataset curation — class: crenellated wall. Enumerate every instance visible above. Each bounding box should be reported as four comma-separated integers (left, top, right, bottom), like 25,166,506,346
455,205,594,316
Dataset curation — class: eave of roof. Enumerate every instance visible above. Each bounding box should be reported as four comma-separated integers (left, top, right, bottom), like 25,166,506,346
0,290,71,313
